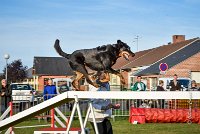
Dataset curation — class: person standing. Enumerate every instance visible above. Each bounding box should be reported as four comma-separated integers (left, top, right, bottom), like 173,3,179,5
89,72,120,134
0,79,12,115
131,76,146,107
29,90,35,107
169,74,181,91
43,79,57,121
187,80,199,91
131,76,146,91
43,79,57,101
187,80,200,108
157,80,165,91
156,80,165,108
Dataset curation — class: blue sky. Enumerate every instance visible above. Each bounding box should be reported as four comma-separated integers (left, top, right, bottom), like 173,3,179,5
0,0,200,72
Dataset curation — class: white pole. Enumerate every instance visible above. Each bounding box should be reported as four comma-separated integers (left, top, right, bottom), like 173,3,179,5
5,59,8,81
4,54,10,81
84,101,99,134
66,99,77,133
89,102,99,134
75,96,85,134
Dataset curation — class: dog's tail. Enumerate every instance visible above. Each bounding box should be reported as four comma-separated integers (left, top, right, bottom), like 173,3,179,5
54,39,70,59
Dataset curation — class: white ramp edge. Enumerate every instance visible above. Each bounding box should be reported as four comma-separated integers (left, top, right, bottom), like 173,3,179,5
0,91,199,130
0,91,71,131
67,91,200,99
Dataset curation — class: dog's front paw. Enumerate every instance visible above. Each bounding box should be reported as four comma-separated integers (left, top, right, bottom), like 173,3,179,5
72,81,80,91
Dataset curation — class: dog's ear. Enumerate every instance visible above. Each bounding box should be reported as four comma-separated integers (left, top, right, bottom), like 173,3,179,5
117,40,122,44
116,40,124,48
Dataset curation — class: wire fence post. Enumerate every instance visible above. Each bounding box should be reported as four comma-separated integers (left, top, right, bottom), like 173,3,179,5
10,102,13,134
51,109,55,128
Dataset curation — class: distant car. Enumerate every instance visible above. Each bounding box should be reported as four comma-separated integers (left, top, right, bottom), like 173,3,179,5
11,83,36,102
59,84,70,93
52,78,73,94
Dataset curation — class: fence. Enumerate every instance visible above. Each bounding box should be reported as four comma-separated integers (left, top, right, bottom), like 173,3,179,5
1,91,199,119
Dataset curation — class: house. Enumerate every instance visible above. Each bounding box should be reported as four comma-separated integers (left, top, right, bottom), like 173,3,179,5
32,57,74,91
112,35,200,90
134,37,200,89
23,67,35,86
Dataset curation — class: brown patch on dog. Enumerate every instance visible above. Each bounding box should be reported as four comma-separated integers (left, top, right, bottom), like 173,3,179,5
72,71,99,91
72,71,84,91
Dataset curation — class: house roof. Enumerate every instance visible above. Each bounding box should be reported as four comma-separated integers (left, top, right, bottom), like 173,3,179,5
26,67,33,78
122,38,198,69
135,38,200,76
33,57,74,76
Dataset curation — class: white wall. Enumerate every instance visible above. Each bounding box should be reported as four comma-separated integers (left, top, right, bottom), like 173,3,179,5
191,72,200,83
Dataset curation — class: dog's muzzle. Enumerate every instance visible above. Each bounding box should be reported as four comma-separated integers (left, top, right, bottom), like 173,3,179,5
122,51,130,61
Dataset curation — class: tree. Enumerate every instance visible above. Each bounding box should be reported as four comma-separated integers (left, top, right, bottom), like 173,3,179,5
2,59,28,83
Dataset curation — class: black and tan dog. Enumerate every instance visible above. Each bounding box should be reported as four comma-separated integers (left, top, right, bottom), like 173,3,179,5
54,39,135,90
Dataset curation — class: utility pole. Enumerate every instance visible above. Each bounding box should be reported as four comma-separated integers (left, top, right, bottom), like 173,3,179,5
135,35,139,51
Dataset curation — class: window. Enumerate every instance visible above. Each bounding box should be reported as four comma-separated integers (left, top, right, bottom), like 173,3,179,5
112,78,117,85
149,78,157,90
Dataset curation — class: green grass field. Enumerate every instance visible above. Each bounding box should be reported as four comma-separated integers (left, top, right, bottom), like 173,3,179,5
2,117,200,134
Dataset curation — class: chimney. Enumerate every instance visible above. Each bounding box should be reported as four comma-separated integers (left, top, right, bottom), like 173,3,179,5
172,35,185,43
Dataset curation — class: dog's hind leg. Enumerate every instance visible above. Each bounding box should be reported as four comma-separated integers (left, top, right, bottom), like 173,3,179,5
73,66,99,91
78,67,99,88
84,73,99,89
72,71,84,91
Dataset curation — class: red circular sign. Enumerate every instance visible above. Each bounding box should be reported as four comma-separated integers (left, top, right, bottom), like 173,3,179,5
159,63,168,71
